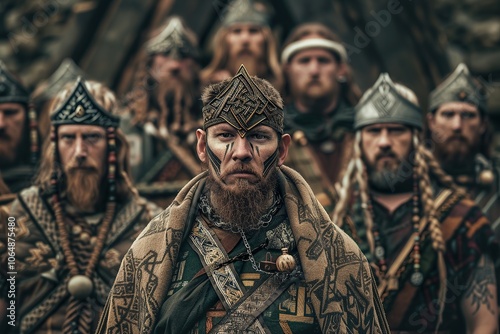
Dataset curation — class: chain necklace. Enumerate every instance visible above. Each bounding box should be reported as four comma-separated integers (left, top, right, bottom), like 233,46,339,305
238,227,275,274
367,172,424,287
199,191,299,276
198,191,282,233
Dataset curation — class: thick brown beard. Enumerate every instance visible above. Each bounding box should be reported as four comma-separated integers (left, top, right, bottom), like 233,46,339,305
65,169,102,212
433,137,476,173
205,167,278,232
365,156,413,193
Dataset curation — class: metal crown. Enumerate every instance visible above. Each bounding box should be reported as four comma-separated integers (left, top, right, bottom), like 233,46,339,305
50,77,120,128
202,64,283,137
0,60,29,105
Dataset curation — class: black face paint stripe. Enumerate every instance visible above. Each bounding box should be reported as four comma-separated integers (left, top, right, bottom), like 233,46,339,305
223,144,230,160
206,144,222,176
249,142,256,155
255,146,260,157
263,148,279,177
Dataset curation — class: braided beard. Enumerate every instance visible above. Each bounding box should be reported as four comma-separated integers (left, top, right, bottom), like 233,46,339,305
205,167,278,232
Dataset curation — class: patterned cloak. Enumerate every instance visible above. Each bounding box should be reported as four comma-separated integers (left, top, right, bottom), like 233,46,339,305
97,166,390,333
0,186,161,333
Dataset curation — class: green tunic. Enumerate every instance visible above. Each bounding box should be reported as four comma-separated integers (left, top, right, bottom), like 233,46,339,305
154,204,322,333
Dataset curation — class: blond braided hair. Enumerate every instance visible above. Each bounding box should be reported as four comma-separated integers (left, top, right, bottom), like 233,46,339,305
421,147,458,191
332,133,360,227
413,132,447,332
332,131,376,253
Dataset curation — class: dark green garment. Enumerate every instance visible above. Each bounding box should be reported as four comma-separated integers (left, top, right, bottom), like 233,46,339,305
284,99,354,143
154,206,322,334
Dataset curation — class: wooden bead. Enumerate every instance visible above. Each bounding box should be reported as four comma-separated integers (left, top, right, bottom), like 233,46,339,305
479,170,494,186
67,275,93,300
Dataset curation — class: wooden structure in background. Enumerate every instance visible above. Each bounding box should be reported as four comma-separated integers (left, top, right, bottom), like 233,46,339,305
1,0,499,127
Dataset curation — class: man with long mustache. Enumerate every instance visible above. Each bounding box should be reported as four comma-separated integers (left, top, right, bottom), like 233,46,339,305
332,73,498,333
0,78,160,333
97,65,389,334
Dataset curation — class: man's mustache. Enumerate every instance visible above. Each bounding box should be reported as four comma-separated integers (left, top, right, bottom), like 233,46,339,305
306,78,323,87
65,158,99,172
221,165,259,178
445,135,468,143
66,166,99,174
237,48,254,57
375,151,397,161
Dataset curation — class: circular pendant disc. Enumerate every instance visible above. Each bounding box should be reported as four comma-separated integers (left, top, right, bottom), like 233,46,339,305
68,275,94,300
410,271,424,286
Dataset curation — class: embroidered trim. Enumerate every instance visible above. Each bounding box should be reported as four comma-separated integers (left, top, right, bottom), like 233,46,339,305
188,219,268,334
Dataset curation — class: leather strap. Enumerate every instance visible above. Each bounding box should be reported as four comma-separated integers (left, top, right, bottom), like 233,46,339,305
378,189,453,297
382,189,466,329
192,215,241,280
210,273,297,334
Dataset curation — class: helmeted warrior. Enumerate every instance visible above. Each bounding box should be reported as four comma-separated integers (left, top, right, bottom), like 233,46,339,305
0,61,39,200
122,16,203,206
126,16,201,140
428,63,500,236
0,78,160,333
333,73,498,333
427,62,500,324
200,0,283,91
97,66,389,334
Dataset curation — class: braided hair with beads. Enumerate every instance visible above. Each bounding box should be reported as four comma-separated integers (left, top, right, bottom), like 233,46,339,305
332,73,457,332
47,78,123,334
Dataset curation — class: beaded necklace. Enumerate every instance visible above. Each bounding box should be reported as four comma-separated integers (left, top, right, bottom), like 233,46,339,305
367,172,423,287
50,126,118,333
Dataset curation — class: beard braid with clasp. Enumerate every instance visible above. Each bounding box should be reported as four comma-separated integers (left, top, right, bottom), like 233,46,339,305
332,129,452,332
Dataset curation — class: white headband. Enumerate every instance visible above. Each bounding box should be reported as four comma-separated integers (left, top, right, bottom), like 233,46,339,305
281,38,348,64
